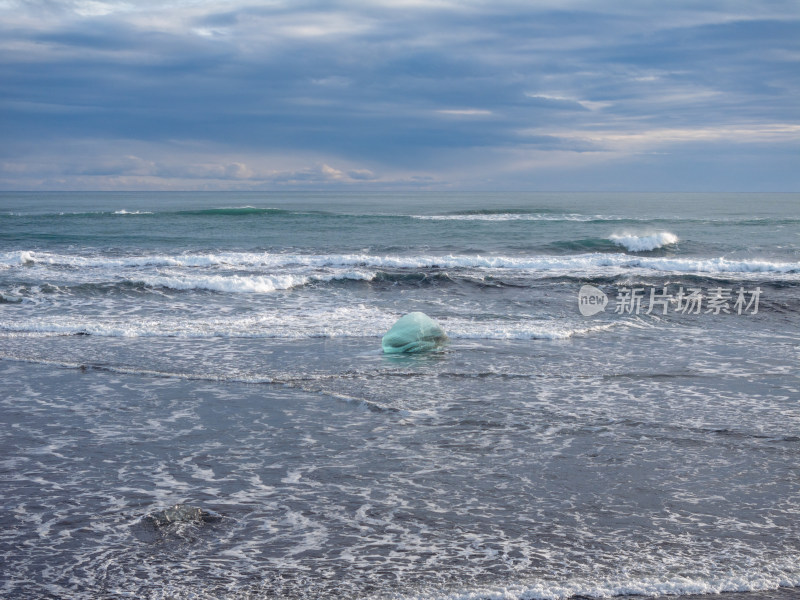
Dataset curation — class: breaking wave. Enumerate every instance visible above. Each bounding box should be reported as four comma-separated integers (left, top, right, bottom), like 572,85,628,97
131,271,373,293
610,231,679,252
3,250,797,277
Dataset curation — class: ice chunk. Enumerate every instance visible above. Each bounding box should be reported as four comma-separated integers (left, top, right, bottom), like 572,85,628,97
381,312,448,353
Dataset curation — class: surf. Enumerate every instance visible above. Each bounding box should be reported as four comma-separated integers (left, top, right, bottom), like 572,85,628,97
610,231,679,252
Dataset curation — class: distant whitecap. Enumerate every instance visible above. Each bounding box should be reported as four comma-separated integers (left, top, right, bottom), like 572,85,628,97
610,231,679,252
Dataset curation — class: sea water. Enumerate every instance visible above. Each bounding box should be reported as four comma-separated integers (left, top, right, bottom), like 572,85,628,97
0,191,798,599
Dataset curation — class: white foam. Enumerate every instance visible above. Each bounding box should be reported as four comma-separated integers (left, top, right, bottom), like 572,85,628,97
396,574,800,600
1,250,796,277
0,250,252,269
1,250,37,265
113,209,153,215
0,309,619,341
0,292,24,303
443,320,619,340
138,273,310,293
610,231,679,252
137,270,375,293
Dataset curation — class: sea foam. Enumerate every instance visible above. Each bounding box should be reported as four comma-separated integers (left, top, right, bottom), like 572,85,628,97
610,231,679,252
134,270,374,293
400,572,800,600
2,250,798,278
0,309,620,341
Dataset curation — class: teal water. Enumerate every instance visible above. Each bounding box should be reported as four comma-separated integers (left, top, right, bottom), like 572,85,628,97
1,192,799,599
2,192,798,258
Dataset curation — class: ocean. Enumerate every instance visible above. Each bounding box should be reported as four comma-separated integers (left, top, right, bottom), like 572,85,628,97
1,191,798,600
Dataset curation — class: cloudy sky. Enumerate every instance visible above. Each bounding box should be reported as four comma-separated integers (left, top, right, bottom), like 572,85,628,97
1,0,798,190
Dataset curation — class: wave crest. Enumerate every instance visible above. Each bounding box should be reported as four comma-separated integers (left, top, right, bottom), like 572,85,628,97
610,231,679,252
3,249,797,280
134,270,375,293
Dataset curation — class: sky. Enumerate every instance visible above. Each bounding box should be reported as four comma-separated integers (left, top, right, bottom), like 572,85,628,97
0,0,798,191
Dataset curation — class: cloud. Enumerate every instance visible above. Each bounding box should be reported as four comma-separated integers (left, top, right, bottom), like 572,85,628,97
519,123,800,152
0,137,397,190
0,1,798,190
